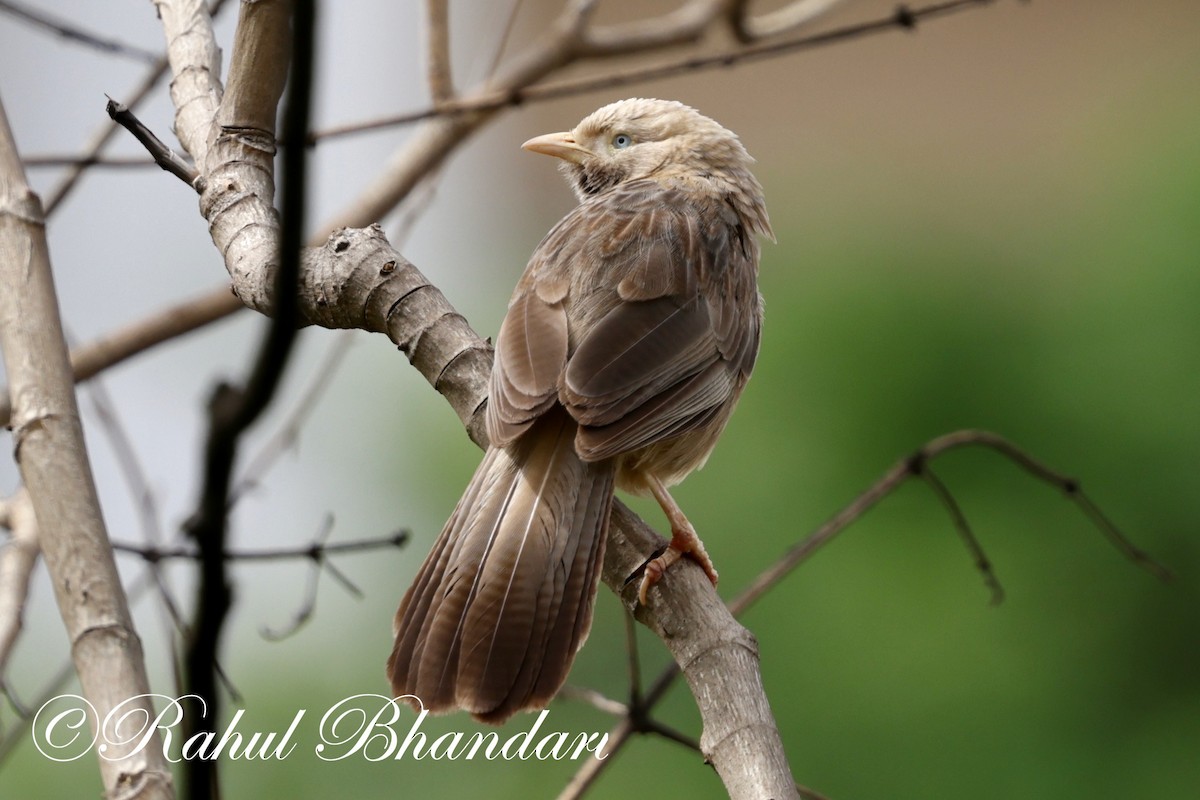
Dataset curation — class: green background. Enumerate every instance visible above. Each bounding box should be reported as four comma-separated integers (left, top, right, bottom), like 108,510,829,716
2,1,1197,798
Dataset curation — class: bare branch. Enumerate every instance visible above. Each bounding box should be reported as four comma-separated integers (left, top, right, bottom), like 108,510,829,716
729,429,1171,618
728,0,847,43
105,98,199,185
0,0,160,62
0,572,165,767
424,0,454,101
0,95,173,799
311,0,995,145
175,1,309,797
155,0,223,167
558,684,628,717
568,426,1169,794
231,332,355,504
930,431,1173,581
42,0,233,216
576,0,721,55
260,517,337,640
24,154,166,169
111,529,411,563
483,0,527,80
916,462,1005,604
46,56,169,214
0,285,243,427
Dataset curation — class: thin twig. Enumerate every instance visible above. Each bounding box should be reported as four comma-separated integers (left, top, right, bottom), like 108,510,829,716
312,0,993,143
112,530,410,564
113,523,407,644
42,0,234,216
730,430,1170,618
728,0,846,43
46,58,169,214
483,0,526,81
915,461,1005,604
639,718,701,752
568,428,1170,794
258,517,356,641
23,154,164,169
84,381,164,548
555,717,636,800
623,611,642,710
954,431,1172,580
558,685,628,717
83,375,192,649
105,98,199,186
797,782,834,800
0,0,160,63
230,332,355,505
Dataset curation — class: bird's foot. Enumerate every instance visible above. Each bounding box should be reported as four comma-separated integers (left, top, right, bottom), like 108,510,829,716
636,522,719,605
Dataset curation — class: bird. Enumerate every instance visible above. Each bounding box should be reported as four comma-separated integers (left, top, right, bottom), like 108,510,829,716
387,98,773,725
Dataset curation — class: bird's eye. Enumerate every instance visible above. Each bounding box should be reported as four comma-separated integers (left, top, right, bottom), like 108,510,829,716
612,133,633,149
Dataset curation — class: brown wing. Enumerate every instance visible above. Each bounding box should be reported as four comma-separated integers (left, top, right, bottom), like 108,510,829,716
487,272,569,447
557,180,762,461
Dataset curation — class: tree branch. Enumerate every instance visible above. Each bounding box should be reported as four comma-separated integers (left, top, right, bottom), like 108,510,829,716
155,0,223,170
424,0,454,102
0,285,242,428
40,0,233,216
569,425,1170,796
730,429,1172,617
727,0,846,43
0,0,160,62
105,98,199,185
112,529,410,563
174,1,308,798
0,96,173,800
309,0,987,144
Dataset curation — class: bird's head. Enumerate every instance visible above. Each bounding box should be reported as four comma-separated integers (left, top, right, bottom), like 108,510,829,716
522,98,764,211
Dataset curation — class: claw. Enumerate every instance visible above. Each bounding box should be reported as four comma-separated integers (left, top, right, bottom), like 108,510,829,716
635,477,720,605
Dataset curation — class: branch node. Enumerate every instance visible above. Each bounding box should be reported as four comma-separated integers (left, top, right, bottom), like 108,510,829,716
895,4,918,29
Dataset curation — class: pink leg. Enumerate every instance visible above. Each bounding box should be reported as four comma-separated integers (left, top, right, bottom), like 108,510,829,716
637,476,719,604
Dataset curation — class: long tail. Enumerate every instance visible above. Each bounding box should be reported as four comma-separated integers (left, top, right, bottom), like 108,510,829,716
387,408,613,724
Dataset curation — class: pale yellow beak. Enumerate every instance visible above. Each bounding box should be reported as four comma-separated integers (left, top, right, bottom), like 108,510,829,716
521,131,590,164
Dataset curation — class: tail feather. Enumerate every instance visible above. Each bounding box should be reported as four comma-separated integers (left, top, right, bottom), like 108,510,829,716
388,409,613,724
